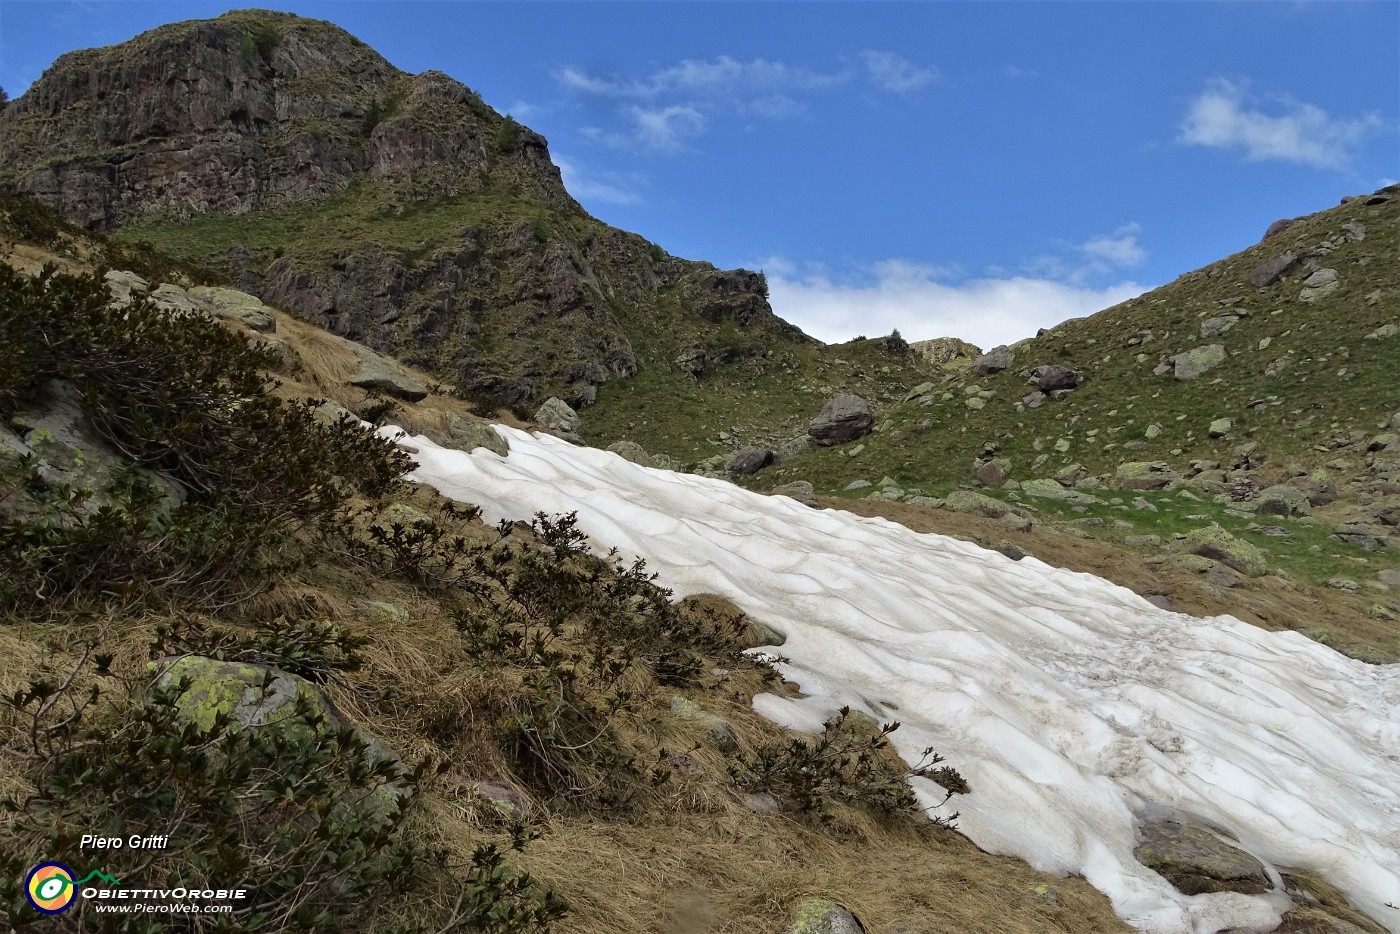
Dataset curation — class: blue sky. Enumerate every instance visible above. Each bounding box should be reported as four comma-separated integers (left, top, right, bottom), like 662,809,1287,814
2,2,1397,349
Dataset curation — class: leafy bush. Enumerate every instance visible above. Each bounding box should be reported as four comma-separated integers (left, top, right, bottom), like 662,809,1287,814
727,707,968,826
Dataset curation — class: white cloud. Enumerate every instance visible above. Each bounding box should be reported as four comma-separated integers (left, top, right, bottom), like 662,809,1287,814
629,104,706,152
554,155,642,206
1080,223,1145,268
506,100,545,121
558,56,845,101
764,260,1148,349
859,50,940,93
1179,78,1384,169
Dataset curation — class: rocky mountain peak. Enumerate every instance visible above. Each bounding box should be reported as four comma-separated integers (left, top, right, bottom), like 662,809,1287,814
0,9,571,229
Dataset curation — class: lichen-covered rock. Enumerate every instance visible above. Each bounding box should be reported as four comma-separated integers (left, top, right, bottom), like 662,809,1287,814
188,286,277,333
151,656,411,829
1134,819,1270,896
1113,461,1182,491
103,269,150,306
534,396,580,433
944,489,1011,518
1171,345,1228,381
606,440,654,467
1254,485,1312,518
345,347,429,401
1181,526,1267,576
808,394,874,446
771,480,817,506
910,336,981,368
669,696,738,751
790,897,864,934
1021,478,1101,504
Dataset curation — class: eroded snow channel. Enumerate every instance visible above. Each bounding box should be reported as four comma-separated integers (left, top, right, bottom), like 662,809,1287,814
387,425,1400,934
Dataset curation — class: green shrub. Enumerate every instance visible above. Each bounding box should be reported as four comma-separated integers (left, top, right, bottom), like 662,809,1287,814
0,662,421,931
727,707,968,826
0,265,411,614
148,615,367,683
494,116,522,154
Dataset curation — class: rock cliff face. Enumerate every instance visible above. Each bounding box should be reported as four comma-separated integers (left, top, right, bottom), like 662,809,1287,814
0,9,796,404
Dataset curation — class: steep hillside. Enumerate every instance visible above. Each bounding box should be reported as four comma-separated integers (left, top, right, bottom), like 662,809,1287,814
0,9,804,409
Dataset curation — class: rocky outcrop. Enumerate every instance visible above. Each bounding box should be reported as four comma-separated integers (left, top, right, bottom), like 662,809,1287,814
910,336,981,368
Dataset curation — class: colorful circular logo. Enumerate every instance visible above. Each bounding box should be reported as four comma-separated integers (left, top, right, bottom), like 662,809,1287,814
25,862,77,914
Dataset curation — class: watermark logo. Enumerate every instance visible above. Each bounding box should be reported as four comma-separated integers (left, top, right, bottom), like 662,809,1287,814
24,863,122,914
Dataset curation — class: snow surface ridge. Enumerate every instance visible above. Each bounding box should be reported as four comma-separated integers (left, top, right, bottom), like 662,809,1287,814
386,425,1400,934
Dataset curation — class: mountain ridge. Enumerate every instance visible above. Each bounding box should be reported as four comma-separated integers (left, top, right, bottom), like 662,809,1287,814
0,8,805,408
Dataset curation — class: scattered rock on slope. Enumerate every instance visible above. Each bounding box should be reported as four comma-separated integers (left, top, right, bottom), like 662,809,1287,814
973,345,1014,376
808,393,874,446
1170,345,1228,381
347,347,430,401
534,397,580,434
1249,252,1298,287
729,446,775,476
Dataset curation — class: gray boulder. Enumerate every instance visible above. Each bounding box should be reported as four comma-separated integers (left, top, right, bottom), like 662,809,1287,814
1254,485,1312,518
1171,345,1228,381
1199,315,1240,338
1249,253,1298,287
103,269,150,306
5,379,185,518
1181,526,1267,576
439,413,508,457
1034,365,1081,392
347,349,429,402
1021,478,1101,504
534,397,580,433
607,440,655,467
974,458,1012,487
728,446,775,476
1298,268,1340,304
973,345,1015,375
945,490,1012,518
1113,462,1182,491
771,480,818,506
188,286,277,333
1261,219,1295,241
152,656,411,831
789,898,864,934
1135,819,1270,896
808,393,874,446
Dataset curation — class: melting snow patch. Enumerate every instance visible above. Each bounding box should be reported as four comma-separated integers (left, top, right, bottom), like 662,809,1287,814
386,425,1400,934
